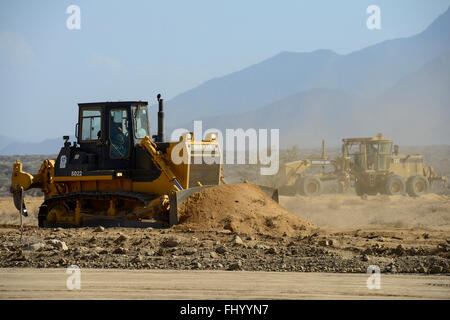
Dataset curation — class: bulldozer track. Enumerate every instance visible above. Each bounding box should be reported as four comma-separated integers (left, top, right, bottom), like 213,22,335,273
38,191,161,228
43,190,157,207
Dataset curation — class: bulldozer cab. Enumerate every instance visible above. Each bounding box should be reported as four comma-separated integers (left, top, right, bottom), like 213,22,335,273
76,101,149,170
342,134,393,173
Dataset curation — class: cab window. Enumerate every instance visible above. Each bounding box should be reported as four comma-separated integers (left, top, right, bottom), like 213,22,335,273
109,109,130,159
81,109,101,141
132,106,150,138
346,142,365,169
377,142,392,170
366,143,378,170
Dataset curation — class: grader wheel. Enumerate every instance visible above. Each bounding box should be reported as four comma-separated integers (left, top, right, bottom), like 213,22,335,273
385,175,406,195
407,175,429,197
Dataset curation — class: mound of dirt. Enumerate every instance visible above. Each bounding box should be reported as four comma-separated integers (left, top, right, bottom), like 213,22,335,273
174,183,312,236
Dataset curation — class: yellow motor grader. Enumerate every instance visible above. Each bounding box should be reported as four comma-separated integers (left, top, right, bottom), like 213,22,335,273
10,95,279,227
279,134,446,197
342,134,447,197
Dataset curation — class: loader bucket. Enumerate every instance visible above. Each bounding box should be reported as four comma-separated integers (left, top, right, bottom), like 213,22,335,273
168,184,279,226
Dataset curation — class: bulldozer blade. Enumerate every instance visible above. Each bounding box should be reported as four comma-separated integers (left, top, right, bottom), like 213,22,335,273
168,184,279,227
169,185,214,226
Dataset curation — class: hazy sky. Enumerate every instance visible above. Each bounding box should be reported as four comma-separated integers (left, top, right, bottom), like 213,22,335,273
1,0,449,142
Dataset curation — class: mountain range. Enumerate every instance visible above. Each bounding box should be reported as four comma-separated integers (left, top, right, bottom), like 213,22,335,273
1,6,449,154
164,6,450,128
181,49,450,148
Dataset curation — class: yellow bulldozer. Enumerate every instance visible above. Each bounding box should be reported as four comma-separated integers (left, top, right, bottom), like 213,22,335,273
10,94,269,228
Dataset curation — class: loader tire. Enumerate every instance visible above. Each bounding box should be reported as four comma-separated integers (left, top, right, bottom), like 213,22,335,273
385,175,406,195
406,175,429,197
299,177,323,197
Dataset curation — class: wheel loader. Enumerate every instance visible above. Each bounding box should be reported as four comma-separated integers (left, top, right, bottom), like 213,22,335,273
342,133,447,197
279,140,350,196
10,95,277,227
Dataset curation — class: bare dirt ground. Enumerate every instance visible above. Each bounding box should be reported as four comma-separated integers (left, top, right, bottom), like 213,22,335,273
281,193,450,230
0,269,449,300
0,190,449,300
0,192,449,275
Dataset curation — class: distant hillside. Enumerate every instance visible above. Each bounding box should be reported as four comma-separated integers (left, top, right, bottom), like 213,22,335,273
4,47,449,154
164,6,450,127
0,138,64,155
10,46,448,155
371,50,450,145
0,135,16,151
175,88,372,148
179,50,450,148
165,49,340,126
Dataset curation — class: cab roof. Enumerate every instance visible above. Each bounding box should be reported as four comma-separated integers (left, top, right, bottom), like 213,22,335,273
78,101,148,108
342,133,392,143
